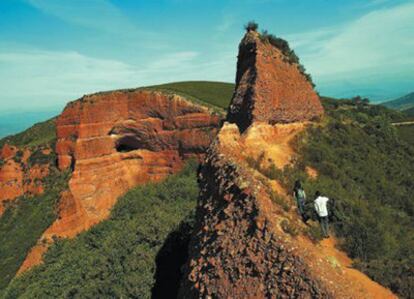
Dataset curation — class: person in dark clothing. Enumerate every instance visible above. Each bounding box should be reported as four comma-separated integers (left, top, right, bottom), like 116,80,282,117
293,180,308,223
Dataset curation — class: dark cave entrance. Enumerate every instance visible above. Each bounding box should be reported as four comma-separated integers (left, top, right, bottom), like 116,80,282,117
115,136,141,152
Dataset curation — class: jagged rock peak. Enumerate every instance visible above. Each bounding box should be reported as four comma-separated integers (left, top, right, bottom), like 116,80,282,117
227,30,324,132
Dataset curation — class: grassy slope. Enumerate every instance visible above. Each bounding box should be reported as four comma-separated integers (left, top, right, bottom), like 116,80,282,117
0,118,56,149
2,162,198,299
289,98,413,298
146,81,234,109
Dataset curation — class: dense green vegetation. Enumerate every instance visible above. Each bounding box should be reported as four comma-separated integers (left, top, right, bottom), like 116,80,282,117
2,162,198,299
0,168,68,292
396,124,414,146
403,107,414,119
276,97,413,298
0,118,56,148
146,81,234,109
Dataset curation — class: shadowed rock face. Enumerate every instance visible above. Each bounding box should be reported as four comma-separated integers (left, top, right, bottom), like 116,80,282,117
227,31,324,132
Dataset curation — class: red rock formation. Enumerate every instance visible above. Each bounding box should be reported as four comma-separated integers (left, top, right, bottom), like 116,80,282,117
179,128,330,298
0,158,24,212
227,31,324,132
1,144,18,160
179,31,395,298
53,89,220,237
19,89,221,272
0,145,50,215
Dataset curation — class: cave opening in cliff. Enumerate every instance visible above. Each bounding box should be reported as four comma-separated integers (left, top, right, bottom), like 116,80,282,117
115,136,141,152
151,219,193,298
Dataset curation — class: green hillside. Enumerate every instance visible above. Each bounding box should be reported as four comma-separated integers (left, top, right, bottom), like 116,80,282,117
382,92,414,111
145,81,234,109
397,124,414,147
286,98,413,297
403,107,414,119
0,118,56,149
2,161,198,299
0,164,68,292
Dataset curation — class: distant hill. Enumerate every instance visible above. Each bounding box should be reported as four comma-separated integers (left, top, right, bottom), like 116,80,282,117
382,92,414,110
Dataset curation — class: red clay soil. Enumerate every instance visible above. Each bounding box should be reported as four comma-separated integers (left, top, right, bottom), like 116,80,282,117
18,89,221,273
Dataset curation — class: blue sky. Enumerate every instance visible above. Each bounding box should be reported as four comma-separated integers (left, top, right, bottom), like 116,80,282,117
0,0,413,118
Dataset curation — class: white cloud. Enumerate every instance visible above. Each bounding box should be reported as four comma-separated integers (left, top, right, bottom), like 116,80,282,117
25,0,135,33
0,49,134,110
0,45,234,110
0,48,207,112
286,2,414,99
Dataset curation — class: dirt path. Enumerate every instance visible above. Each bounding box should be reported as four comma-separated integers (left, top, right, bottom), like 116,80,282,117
392,121,414,126
317,238,396,299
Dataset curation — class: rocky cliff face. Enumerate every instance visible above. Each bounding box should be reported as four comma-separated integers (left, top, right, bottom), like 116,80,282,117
227,31,324,132
19,89,221,272
179,32,395,298
0,144,50,215
53,89,220,237
179,123,330,298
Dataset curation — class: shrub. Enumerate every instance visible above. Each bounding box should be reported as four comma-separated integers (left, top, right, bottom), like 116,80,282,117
281,219,299,237
261,163,284,181
270,191,290,212
244,21,258,32
12,150,23,164
259,29,314,86
245,152,265,171
28,148,55,167
260,30,299,64
305,223,324,243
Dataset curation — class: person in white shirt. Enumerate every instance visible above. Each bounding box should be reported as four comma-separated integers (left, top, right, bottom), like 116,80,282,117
314,191,330,238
